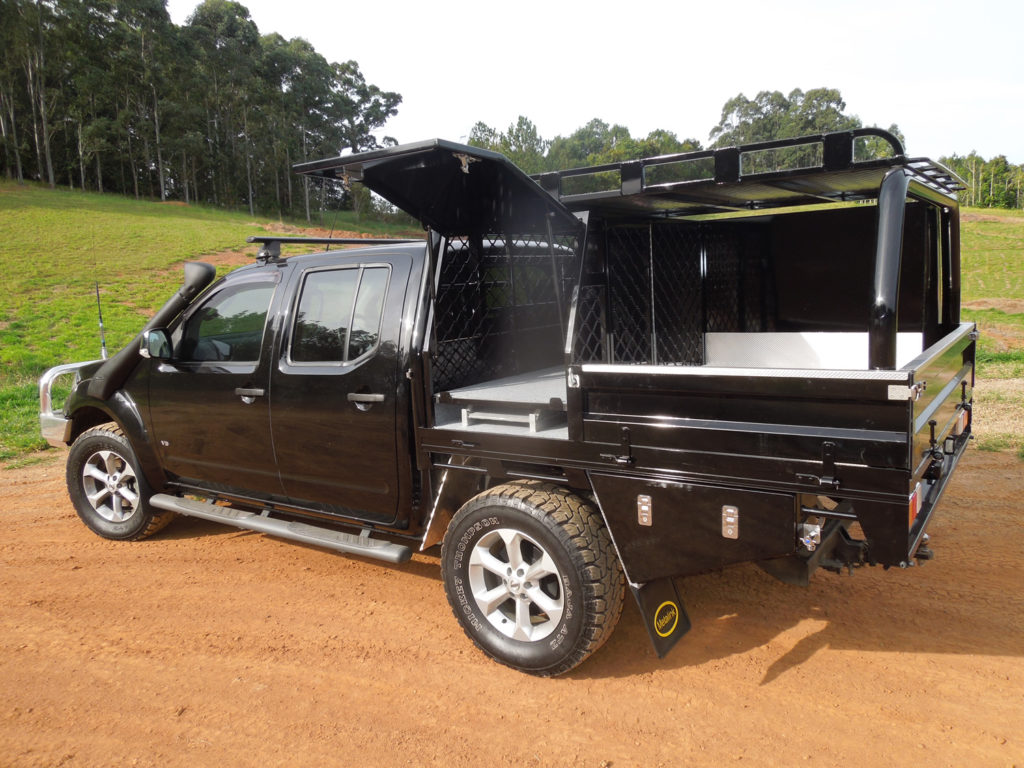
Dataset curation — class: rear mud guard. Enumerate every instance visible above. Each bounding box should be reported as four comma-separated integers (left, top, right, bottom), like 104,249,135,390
629,578,691,658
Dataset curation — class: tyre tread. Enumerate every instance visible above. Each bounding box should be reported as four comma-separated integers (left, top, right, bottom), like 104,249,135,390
442,479,625,676
69,424,174,541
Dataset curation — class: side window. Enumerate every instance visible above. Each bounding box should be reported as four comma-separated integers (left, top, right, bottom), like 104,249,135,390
291,266,390,364
292,269,359,363
176,282,275,363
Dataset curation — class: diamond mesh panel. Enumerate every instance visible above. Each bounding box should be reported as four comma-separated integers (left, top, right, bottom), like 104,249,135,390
570,222,774,366
606,227,652,363
432,234,579,392
652,224,703,364
573,285,607,363
704,229,741,332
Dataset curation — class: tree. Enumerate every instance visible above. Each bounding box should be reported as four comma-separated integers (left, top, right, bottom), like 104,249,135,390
708,88,905,172
942,152,1024,209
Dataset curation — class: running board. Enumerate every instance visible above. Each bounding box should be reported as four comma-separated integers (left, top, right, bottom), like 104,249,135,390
149,494,412,564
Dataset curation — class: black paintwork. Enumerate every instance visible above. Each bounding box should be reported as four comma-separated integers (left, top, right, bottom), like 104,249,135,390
62,130,974,594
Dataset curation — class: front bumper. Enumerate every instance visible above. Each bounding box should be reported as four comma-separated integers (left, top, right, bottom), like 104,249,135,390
38,361,101,447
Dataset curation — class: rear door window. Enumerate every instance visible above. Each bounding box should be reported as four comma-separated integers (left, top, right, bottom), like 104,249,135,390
290,265,391,365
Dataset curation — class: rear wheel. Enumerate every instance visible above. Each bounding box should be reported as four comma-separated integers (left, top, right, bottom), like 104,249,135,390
66,424,174,541
441,480,624,676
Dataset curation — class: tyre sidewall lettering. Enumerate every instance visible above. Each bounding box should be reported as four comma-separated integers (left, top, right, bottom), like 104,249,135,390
444,502,585,671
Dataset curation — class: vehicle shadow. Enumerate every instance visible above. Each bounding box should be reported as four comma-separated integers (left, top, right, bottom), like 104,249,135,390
574,558,1023,683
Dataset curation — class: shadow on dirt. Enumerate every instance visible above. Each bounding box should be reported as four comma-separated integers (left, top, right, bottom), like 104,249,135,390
575,553,1022,684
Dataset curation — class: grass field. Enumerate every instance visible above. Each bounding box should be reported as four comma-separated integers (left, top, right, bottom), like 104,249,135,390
958,210,1024,457
1,182,1021,463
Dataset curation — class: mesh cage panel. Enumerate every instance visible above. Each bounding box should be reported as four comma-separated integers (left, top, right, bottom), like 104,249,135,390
573,285,607,363
652,224,704,364
570,222,774,366
607,227,652,363
704,229,741,332
432,234,579,392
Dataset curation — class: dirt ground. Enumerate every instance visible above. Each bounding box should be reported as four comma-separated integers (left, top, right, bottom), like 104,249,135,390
1,448,1021,768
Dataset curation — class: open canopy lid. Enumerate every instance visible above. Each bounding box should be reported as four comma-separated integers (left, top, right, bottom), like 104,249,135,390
294,139,582,236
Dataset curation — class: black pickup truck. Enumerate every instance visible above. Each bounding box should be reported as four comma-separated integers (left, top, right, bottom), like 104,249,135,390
40,129,975,676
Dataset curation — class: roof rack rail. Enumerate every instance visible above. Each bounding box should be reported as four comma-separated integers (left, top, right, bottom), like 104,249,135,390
532,129,965,216
247,235,422,263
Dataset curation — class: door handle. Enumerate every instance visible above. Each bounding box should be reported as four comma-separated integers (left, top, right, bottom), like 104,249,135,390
347,393,385,403
235,387,265,404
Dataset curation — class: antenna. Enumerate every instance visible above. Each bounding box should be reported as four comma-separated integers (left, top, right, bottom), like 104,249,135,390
95,283,108,360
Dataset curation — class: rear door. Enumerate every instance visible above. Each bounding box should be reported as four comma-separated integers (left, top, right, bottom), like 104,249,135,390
269,252,412,524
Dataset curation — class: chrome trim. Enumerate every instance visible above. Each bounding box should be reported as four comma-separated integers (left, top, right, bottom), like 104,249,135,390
38,360,101,447
579,363,909,381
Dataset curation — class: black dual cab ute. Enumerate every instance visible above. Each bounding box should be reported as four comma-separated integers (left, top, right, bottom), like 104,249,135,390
40,129,975,676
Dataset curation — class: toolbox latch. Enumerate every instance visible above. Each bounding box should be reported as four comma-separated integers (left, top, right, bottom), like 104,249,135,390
600,426,635,466
797,441,840,490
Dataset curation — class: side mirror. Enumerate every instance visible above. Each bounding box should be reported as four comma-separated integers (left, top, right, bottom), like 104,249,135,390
139,329,172,361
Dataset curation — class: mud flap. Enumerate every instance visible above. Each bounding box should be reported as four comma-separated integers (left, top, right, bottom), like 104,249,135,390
629,578,691,658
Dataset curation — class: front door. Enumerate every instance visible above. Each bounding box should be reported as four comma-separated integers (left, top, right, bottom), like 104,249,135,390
146,271,283,498
269,254,411,524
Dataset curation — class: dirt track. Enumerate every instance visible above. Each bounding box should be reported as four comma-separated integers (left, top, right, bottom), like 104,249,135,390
1,448,1022,767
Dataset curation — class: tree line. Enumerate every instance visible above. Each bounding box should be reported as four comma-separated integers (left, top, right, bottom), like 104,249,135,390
0,0,400,219
939,153,1023,209
2,10,1020,220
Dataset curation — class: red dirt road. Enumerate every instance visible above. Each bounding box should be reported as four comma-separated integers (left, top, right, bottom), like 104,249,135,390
1,449,1022,767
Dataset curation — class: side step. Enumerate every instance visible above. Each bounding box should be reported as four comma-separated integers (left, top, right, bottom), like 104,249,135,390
150,494,412,564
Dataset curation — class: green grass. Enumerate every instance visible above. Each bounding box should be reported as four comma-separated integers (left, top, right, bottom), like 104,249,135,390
962,308,1024,379
958,207,1024,459
960,208,1024,301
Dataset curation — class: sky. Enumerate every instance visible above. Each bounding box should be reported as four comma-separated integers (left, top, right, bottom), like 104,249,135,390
165,0,1024,165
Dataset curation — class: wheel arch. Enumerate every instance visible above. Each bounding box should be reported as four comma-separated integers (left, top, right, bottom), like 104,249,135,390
68,392,166,492
420,457,599,551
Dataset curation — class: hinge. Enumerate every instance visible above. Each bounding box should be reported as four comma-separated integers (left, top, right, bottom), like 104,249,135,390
887,381,927,401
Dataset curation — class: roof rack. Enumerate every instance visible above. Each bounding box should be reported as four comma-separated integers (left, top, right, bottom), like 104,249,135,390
532,129,966,216
247,235,422,263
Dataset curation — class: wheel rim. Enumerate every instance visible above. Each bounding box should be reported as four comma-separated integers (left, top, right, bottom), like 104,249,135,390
81,449,141,523
467,527,565,641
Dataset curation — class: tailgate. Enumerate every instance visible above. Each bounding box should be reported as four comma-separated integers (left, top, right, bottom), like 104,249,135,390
904,322,976,481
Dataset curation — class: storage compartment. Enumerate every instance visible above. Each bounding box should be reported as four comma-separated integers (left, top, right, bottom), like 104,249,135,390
427,234,578,436
572,203,945,371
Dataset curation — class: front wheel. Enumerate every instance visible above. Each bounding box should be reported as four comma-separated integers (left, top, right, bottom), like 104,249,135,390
441,480,624,676
66,424,174,541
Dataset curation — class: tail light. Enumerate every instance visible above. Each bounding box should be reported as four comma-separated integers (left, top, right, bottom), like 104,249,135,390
909,482,923,528
951,408,969,436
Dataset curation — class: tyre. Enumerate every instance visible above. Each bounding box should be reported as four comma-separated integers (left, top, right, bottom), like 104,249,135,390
66,424,174,541
441,480,624,676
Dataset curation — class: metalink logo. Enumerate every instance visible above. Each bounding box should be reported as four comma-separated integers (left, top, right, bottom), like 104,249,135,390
654,601,679,637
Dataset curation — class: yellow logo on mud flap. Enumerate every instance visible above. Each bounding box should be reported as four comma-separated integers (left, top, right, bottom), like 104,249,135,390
654,601,679,637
